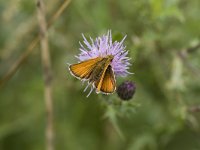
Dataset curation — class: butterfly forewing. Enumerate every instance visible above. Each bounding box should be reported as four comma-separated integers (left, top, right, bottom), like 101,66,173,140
69,57,103,80
94,65,116,94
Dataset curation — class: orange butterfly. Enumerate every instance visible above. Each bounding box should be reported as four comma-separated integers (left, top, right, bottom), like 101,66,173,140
69,55,116,96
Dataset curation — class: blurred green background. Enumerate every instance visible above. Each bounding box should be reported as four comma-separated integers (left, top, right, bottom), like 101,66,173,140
0,0,200,150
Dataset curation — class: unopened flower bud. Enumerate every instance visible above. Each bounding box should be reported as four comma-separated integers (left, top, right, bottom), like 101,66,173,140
117,81,136,101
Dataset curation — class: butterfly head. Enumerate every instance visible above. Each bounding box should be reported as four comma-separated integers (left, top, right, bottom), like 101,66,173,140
105,55,114,62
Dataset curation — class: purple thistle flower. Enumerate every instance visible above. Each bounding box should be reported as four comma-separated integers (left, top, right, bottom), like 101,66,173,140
76,30,132,77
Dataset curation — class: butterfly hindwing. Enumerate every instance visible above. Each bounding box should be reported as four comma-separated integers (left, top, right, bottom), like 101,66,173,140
94,65,116,94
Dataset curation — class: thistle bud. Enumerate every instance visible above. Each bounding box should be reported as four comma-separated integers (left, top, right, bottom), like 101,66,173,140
117,81,136,101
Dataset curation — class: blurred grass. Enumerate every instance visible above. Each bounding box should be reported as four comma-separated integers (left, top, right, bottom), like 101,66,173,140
0,0,200,150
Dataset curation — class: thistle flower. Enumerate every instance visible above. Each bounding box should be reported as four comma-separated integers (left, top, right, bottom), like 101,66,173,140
117,81,136,100
77,30,131,77
69,30,132,96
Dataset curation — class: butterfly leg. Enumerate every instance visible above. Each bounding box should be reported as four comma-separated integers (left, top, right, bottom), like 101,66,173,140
82,80,86,86
84,82,90,92
86,85,94,97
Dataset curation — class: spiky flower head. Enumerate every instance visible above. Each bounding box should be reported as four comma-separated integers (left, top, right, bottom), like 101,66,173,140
117,81,136,100
77,30,131,77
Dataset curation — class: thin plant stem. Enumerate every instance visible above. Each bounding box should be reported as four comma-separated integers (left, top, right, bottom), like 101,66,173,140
100,95,125,140
0,37,39,88
0,0,71,88
37,0,54,150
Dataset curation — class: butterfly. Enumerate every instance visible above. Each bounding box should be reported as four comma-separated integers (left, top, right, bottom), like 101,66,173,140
69,55,116,97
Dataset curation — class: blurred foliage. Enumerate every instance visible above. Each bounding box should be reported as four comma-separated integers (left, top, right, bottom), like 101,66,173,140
0,0,200,150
